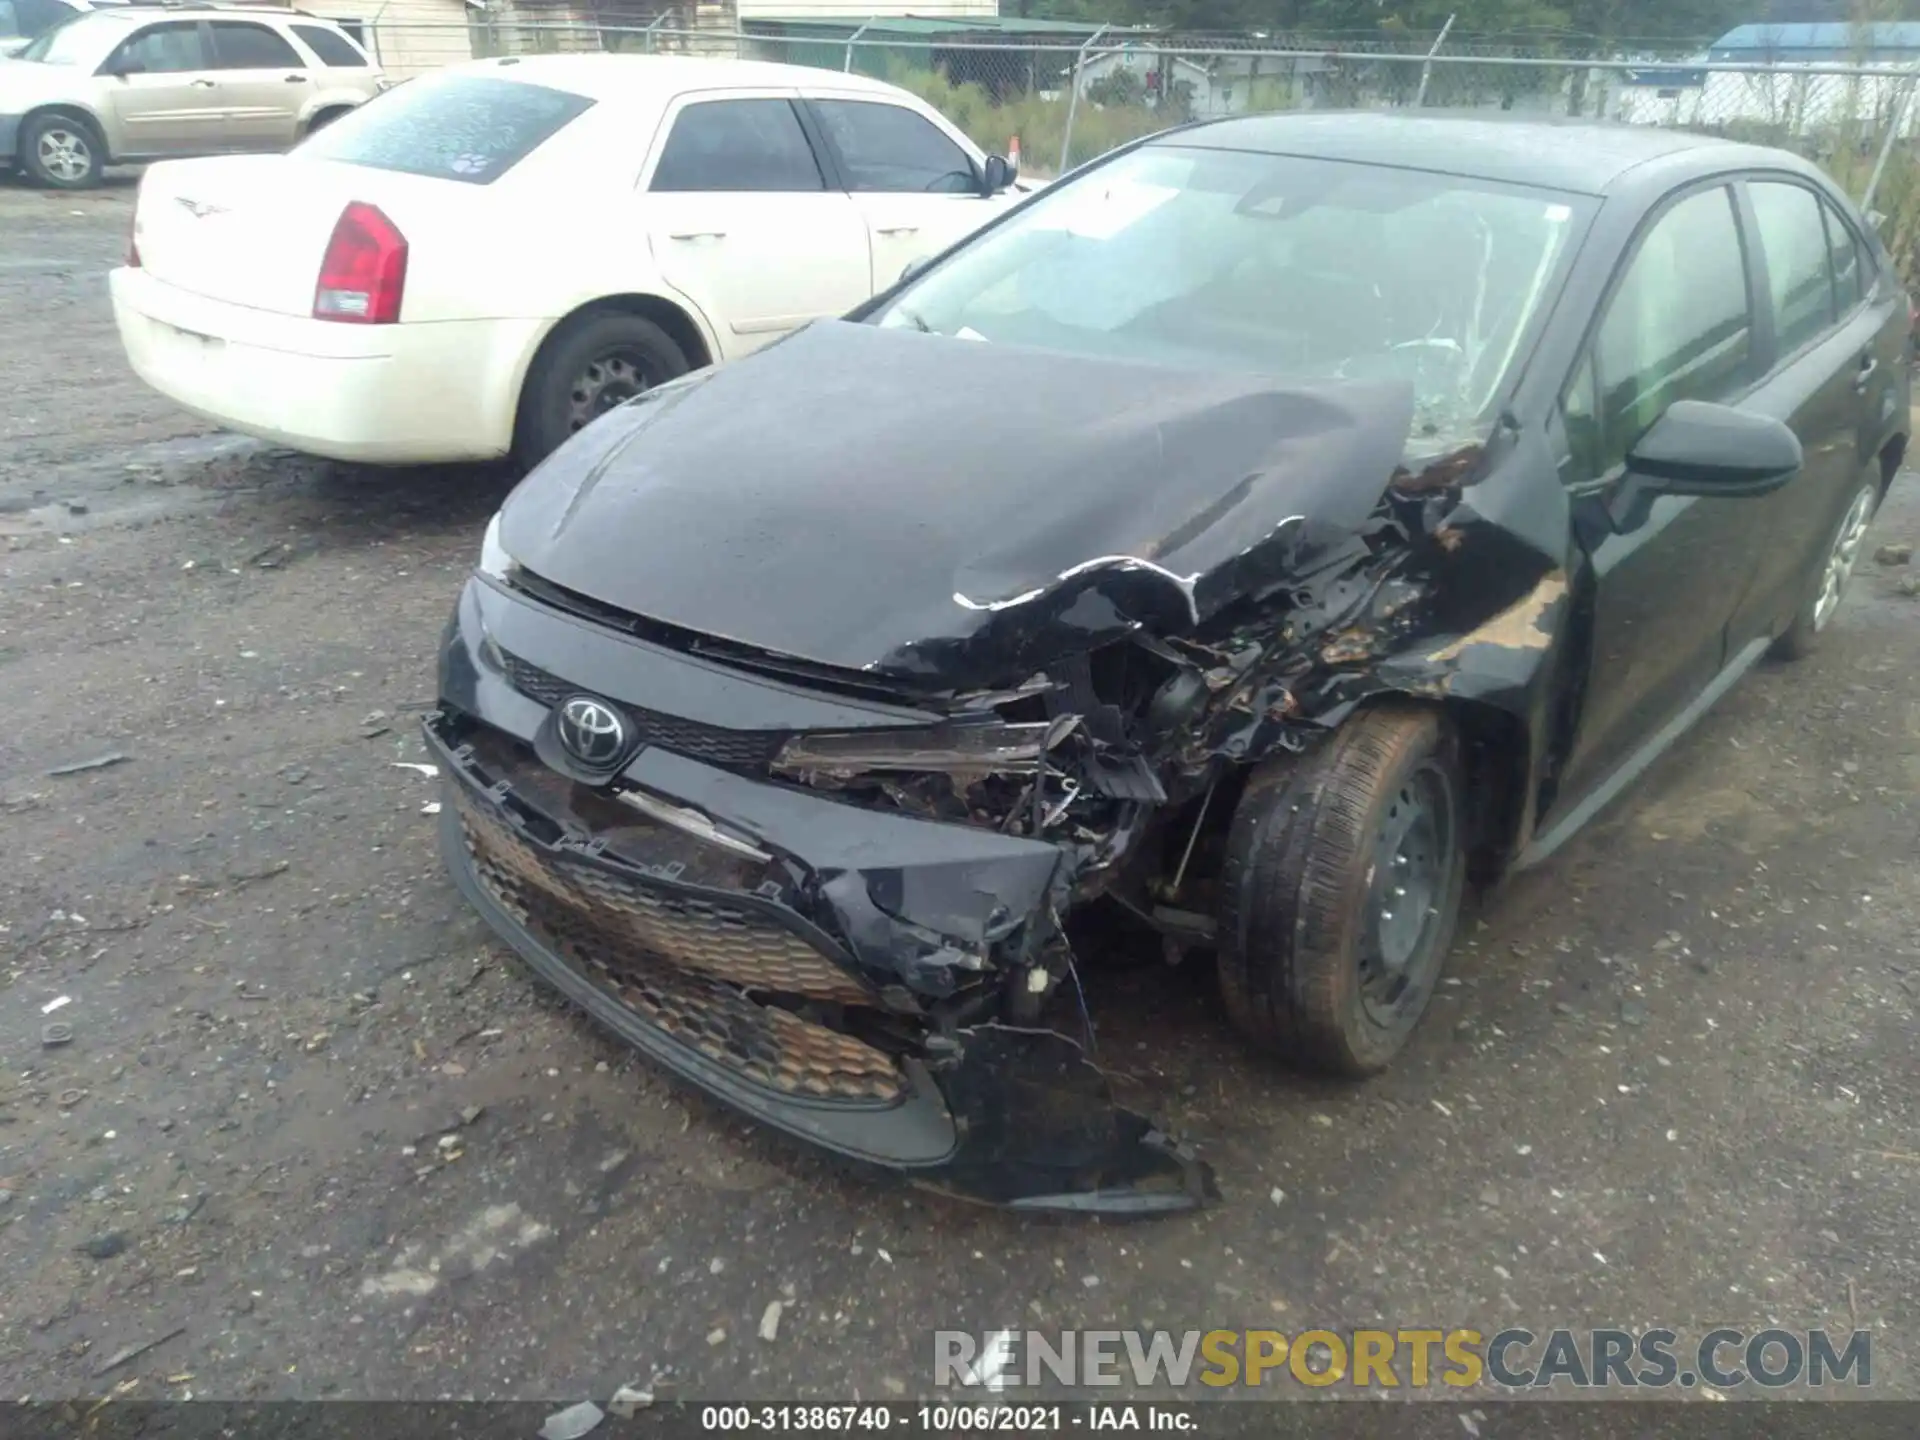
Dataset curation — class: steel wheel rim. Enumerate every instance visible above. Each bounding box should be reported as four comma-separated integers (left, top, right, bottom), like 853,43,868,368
37,127,92,184
1812,486,1876,632
566,350,652,432
1360,761,1454,1027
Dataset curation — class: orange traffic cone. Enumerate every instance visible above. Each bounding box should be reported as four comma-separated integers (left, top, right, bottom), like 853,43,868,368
1008,134,1022,171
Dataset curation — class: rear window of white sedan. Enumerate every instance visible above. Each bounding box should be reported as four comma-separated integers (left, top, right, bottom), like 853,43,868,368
300,72,593,184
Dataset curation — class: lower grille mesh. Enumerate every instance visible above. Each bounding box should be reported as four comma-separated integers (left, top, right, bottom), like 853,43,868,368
456,794,901,1103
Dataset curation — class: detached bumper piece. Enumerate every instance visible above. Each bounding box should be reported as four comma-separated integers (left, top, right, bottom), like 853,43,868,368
427,713,1214,1214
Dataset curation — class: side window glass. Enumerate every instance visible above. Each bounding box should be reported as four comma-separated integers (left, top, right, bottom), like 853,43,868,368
813,99,977,194
1749,181,1836,355
109,22,210,74
1822,200,1863,314
650,99,823,193
209,21,303,69
291,23,368,66
0,0,21,40
1579,185,1753,478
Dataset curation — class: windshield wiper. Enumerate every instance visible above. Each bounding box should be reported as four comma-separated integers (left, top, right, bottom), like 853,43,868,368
892,307,933,334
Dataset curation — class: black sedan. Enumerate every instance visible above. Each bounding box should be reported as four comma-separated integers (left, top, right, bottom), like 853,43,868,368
427,113,1909,1215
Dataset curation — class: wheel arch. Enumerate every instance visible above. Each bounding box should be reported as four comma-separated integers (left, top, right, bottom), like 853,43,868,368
301,102,358,136
21,103,112,164
1876,428,1906,498
1308,691,1535,886
509,292,717,441
1437,695,1534,886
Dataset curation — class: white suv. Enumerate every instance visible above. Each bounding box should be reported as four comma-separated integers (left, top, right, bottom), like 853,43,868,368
1,6,384,187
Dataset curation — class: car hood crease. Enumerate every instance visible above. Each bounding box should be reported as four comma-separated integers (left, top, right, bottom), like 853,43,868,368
499,322,1416,687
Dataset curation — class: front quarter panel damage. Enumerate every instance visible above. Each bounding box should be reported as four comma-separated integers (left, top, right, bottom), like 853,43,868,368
452,360,1594,1217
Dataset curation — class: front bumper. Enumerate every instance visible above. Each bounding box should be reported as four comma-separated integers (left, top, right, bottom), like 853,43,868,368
430,577,1215,1214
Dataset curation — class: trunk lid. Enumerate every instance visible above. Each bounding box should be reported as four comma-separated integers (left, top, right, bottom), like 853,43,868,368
132,155,458,318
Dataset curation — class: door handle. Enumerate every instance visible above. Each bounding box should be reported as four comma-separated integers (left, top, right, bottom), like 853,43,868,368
189,78,217,88
1853,355,1879,391
876,225,919,235
668,230,726,241
284,73,309,83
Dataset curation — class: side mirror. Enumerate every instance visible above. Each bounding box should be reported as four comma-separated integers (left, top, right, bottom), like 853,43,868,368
1626,400,1802,496
981,153,1016,196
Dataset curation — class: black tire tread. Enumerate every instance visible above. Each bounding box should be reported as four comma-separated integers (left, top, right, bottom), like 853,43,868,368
1217,705,1458,1077
20,110,103,190
513,310,688,470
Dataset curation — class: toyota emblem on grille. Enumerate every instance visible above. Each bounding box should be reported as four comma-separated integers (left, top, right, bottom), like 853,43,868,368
557,696,627,767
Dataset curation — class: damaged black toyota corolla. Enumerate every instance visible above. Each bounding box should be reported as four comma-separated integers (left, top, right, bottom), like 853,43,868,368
428,114,1909,1214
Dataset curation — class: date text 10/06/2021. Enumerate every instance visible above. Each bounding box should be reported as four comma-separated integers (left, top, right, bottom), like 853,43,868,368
699,1407,1192,1431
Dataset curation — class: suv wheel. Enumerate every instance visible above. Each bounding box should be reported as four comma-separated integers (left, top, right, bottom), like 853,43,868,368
1217,705,1466,1077
22,113,103,189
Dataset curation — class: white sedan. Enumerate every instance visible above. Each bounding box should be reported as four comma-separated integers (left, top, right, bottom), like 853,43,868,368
110,54,1027,466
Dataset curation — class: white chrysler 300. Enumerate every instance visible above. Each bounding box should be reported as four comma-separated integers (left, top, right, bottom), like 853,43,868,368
110,54,1028,466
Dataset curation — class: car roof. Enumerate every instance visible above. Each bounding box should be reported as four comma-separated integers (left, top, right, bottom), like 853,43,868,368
1164,111,1811,198
70,4,337,20
448,52,909,103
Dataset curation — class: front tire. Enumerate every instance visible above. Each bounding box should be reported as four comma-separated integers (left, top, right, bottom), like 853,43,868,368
1771,470,1879,661
513,311,689,470
1217,705,1465,1077
21,113,103,189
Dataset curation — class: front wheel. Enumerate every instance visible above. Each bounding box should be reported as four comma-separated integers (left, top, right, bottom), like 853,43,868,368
1771,470,1880,661
1217,705,1466,1077
513,311,689,470
21,113,103,189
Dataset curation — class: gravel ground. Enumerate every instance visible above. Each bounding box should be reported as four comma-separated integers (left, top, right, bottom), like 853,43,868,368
2,175,1918,1411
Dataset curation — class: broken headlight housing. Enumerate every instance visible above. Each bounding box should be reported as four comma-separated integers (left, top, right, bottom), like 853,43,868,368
772,721,1052,779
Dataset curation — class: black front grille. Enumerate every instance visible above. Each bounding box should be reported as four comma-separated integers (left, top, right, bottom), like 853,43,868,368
500,651,786,772
455,792,902,1104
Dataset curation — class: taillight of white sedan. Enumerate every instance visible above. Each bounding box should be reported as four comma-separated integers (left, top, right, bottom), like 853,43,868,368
108,53,1026,468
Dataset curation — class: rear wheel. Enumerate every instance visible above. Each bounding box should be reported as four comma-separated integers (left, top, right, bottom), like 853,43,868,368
1217,705,1465,1077
21,113,103,189
1771,470,1880,661
513,311,689,470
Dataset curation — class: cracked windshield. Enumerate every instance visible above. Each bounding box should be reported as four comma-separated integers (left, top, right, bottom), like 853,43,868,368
877,145,1588,451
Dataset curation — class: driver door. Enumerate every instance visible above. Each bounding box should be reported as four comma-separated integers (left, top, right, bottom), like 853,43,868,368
802,94,1012,291
205,19,309,150
1550,181,1779,810
100,19,224,158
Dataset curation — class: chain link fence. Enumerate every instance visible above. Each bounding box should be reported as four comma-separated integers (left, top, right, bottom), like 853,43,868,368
355,19,1920,272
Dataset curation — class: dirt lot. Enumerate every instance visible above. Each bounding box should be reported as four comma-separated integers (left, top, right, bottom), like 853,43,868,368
2,175,1919,1410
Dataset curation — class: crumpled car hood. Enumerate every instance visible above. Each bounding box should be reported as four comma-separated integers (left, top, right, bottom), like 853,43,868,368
499,321,1414,687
